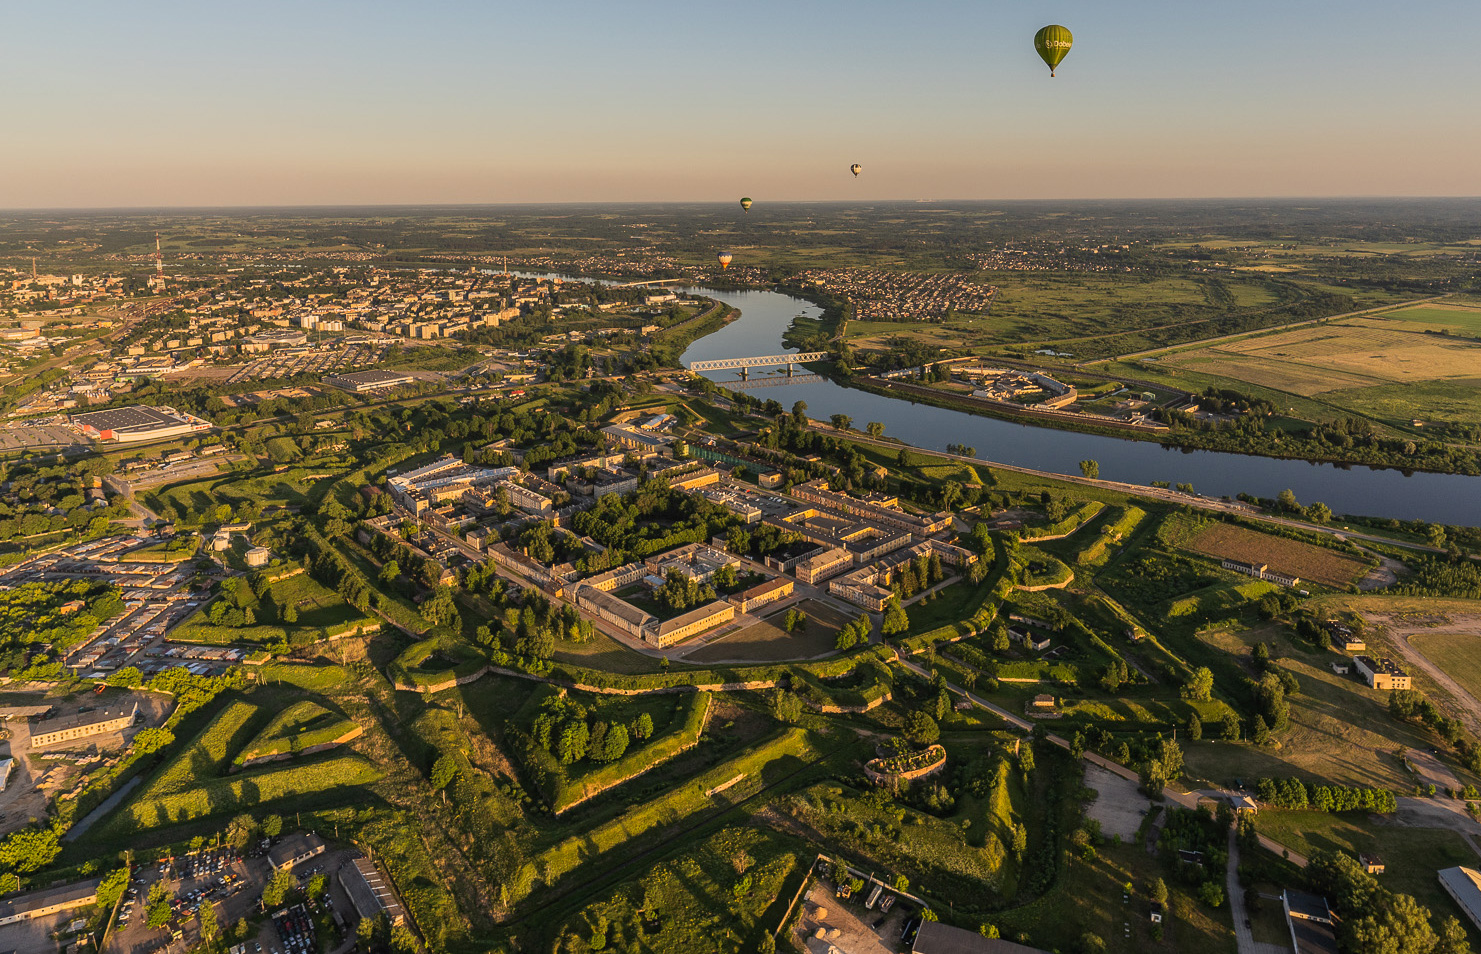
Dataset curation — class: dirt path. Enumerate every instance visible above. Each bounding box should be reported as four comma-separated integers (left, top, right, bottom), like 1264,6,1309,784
1366,612,1481,736
1354,549,1401,591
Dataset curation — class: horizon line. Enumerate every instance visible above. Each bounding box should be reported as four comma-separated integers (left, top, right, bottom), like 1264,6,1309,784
3,195,1481,214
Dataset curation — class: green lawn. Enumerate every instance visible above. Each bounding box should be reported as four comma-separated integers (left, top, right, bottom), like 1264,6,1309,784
550,629,667,675
1409,631,1481,705
171,571,374,646
1383,304,1481,335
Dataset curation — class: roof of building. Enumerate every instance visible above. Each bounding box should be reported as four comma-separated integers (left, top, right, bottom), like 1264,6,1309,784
342,856,406,924
912,921,1049,954
0,878,101,921
576,586,655,629
72,405,190,434
267,832,326,870
738,577,792,600
1354,655,1408,677
1290,914,1340,954
33,703,138,737
1439,867,1481,928
655,600,733,637
1284,890,1333,923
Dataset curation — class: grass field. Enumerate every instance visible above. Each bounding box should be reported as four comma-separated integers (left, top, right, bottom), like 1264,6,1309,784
171,571,374,646
1322,379,1481,428
550,628,667,675
1181,523,1368,589
1384,303,1481,335
682,599,850,664
234,700,359,765
995,841,1236,954
1409,632,1481,703
549,826,802,954
1181,624,1438,790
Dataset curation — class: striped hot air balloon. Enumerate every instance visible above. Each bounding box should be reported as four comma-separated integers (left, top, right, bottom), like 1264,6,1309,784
717,251,733,270
1034,25,1073,76
739,197,753,212
850,164,862,177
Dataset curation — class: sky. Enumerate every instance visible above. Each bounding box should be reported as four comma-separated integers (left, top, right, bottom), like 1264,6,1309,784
2,0,1478,207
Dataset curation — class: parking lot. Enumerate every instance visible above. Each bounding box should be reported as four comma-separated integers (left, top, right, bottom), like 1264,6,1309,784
106,842,358,954
0,420,89,452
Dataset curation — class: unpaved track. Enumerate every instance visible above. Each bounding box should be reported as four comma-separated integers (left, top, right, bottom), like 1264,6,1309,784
1366,612,1481,735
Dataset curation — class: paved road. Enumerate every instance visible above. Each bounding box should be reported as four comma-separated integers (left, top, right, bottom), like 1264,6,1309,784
1226,826,1290,954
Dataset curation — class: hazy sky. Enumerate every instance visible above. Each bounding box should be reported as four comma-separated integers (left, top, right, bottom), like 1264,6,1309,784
3,0,1478,207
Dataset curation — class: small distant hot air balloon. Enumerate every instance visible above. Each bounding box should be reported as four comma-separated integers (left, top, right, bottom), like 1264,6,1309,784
1034,24,1073,76
739,197,753,212
717,251,733,270
850,164,862,177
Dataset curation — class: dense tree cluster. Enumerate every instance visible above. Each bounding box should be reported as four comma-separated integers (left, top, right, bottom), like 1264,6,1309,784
0,580,126,676
1254,777,1398,813
1308,849,1469,954
530,696,645,766
571,485,735,566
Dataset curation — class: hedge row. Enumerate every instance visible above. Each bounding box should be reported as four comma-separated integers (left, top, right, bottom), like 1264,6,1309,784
531,727,816,890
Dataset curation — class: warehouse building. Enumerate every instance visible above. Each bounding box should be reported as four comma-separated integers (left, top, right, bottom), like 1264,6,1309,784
31,703,139,748
0,878,101,926
72,405,210,443
340,857,406,927
323,369,416,392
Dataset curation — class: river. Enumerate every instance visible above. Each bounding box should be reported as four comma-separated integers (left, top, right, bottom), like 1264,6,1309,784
502,271,1481,526
676,287,1481,528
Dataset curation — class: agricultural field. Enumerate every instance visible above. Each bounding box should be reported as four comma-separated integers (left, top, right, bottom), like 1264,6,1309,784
1179,522,1369,589
1158,318,1481,396
1383,302,1481,336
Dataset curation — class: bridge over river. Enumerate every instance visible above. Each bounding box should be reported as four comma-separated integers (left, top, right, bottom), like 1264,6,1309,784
686,351,829,379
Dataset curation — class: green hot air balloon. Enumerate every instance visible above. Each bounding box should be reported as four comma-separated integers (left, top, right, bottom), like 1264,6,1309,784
740,197,753,212
1034,24,1073,77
